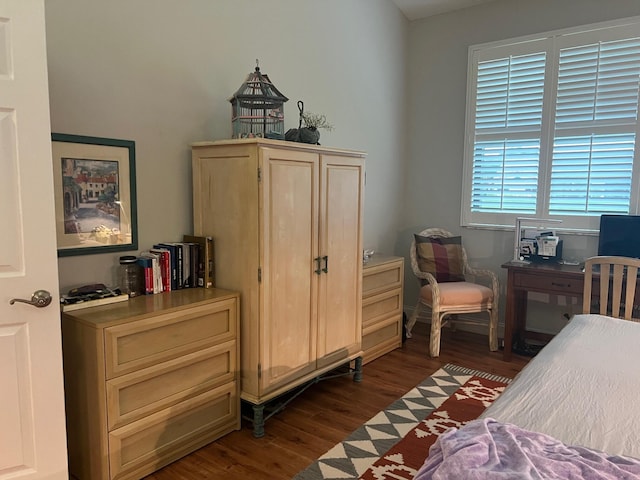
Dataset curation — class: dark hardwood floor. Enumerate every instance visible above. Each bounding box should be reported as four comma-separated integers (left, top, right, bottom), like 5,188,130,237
145,322,530,480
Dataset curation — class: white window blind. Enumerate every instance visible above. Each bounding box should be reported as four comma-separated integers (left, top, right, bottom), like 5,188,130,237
471,52,545,214
462,19,640,232
550,38,640,215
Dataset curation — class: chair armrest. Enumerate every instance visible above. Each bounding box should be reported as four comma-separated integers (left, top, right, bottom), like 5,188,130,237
465,267,499,297
412,268,438,286
411,269,443,303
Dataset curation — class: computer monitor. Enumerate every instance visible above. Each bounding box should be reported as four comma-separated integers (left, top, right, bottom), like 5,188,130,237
597,214,640,259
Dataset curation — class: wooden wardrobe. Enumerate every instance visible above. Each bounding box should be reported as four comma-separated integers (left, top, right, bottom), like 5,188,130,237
192,138,365,435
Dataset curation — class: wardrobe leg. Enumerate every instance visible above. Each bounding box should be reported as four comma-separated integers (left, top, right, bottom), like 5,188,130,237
353,356,363,383
252,404,265,438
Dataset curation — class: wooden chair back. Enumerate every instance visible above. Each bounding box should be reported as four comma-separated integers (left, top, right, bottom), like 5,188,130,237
583,255,640,321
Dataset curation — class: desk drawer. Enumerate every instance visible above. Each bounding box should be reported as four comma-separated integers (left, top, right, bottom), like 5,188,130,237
514,272,583,295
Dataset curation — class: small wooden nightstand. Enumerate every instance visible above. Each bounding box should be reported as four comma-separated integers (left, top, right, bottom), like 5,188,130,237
362,255,404,364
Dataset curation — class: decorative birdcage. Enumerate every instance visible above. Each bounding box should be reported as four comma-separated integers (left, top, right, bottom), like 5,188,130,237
230,61,288,139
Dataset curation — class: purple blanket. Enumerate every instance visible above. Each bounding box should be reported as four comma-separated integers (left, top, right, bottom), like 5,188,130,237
415,418,640,480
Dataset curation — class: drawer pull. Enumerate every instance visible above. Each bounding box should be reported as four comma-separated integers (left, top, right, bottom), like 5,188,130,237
551,282,570,288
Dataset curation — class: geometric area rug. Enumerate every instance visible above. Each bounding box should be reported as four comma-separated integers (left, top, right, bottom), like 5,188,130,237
292,364,511,480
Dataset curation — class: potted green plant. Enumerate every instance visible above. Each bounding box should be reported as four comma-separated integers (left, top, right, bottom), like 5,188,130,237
285,101,334,145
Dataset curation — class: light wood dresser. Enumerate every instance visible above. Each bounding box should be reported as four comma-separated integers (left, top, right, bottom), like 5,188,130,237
362,255,404,364
61,288,240,480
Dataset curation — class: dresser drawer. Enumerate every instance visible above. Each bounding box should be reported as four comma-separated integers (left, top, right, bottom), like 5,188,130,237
362,319,401,353
514,271,583,295
108,382,238,480
104,298,237,379
363,260,403,296
106,340,236,430
363,288,402,329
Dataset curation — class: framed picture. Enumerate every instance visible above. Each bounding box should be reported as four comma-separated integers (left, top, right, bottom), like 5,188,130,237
51,133,138,257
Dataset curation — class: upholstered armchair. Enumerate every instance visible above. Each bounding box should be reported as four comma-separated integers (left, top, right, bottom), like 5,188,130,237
407,228,499,357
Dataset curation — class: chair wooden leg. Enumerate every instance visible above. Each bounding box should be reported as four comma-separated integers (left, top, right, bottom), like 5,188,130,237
429,311,442,357
406,301,422,339
488,308,498,351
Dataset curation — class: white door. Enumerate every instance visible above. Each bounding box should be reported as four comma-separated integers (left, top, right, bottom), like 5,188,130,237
0,1,68,479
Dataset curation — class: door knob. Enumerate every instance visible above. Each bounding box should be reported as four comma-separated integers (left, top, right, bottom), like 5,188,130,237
9,290,53,308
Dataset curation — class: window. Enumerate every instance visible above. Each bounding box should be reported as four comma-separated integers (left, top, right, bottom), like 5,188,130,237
461,18,640,232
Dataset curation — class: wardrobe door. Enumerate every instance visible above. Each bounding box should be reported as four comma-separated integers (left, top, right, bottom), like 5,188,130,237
259,147,319,393
317,154,364,365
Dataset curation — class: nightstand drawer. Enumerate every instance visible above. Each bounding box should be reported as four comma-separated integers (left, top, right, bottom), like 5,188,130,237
362,318,401,352
106,340,236,430
363,260,403,296
104,298,237,379
363,288,402,328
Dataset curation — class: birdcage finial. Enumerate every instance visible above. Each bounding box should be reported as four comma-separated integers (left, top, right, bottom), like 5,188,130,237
255,59,260,72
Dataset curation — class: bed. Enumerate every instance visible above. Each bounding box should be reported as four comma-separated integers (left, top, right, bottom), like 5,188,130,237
415,313,640,479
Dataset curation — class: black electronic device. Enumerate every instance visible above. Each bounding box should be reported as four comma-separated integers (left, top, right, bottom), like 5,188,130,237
67,283,108,296
597,214,640,259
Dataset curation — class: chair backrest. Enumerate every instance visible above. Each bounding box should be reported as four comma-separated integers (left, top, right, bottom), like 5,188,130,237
583,255,640,321
409,228,469,279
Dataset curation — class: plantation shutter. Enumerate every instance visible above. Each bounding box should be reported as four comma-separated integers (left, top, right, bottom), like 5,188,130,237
470,52,546,214
463,19,640,230
549,37,640,215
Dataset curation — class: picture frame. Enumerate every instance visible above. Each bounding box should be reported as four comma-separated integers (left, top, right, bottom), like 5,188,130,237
51,133,138,257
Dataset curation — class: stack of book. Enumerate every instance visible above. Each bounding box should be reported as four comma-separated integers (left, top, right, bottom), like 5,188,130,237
137,235,215,295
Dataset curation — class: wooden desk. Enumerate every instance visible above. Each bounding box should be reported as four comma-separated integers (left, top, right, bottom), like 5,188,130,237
502,261,584,361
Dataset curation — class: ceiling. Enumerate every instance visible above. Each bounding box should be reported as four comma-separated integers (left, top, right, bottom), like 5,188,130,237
391,0,500,20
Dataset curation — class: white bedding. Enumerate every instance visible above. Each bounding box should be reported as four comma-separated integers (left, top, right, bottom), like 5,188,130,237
481,314,640,459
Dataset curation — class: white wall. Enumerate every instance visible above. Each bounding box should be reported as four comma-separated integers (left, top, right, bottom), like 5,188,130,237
47,0,640,334
45,0,409,291
404,0,640,334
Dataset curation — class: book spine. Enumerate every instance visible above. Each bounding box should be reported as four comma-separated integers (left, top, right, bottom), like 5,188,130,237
155,244,178,291
175,244,183,288
187,243,199,288
195,242,205,288
177,243,190,288
150,249,171,292
136,257,154,294
163,251,171,291
183,235,215,288
151,256,161,293
206,237,215,288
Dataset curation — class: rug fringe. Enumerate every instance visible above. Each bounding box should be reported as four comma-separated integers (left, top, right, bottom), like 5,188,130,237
443,363,512,384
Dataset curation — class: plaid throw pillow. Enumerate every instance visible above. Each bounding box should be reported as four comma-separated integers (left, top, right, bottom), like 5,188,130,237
414,234,465,283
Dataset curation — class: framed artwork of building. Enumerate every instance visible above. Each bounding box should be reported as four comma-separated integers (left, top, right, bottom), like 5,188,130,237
51,133,138,257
